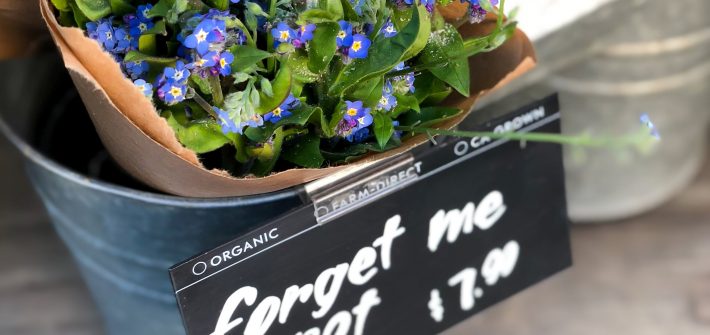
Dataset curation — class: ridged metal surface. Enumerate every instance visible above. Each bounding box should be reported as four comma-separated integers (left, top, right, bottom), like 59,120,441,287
0,55,306,335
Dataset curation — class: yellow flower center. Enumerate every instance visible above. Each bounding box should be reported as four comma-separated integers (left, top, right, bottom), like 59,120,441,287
273,107,282,116
196,29,208,43
220,58,227,68
279,30,290,41
346,108,358,116
170,86,182,98
196,58,206,66
351,41,362,52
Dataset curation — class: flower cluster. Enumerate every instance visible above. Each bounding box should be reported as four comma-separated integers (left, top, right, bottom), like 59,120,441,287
337,101,374,142
264,94,300,124
272,22,316,49
64,0,511,176
640,113,661,139
380,19,398,38
337,21,371,61
400,0,435,12
156,61,189,105
86,10,149,79
462,0,499,23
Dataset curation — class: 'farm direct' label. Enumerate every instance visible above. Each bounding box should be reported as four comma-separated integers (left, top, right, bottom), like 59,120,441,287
170,94,571,335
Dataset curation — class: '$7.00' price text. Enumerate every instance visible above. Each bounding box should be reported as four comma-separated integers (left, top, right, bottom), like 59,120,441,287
428,240,520,323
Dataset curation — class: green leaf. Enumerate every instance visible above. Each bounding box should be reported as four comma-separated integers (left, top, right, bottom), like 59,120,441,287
245,11,257,34
68,1,91,28
227,133,250,163
165,0,188,24
260,77,274,97
329,5,430,96
58,10,75,26
391,93,420,117
233,72,251,84
419,24,470,96
391,6,431,61
298,9,339,24
144,20,167,35
321,0,344,19
74,0,111,21
245,2,269,17
229,45,272,70
282,132,325,168
488,23,516,50
307,22,339,74
320,141,401,162
413,71,451,103
339,0,359,21
321,144,369,162
206,0,229,10
125,51,177,66
245,106,318,142
256,66,292,114
147,0,171,18
309,107,335,137
190,75,212,95
400,106,462,128
328,101,346,137
373,112,394,149
251,128,285,176
286,52,320,83
276,42,296,54
51,0,70,11
347,77,383,107
109,0,134,16
138,35,157,55
163,112,231,154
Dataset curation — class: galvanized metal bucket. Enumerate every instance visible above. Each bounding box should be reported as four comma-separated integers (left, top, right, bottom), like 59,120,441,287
0,55,305,335
551,0,710,222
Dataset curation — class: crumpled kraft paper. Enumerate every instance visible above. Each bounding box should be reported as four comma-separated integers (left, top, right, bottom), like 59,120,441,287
40,0,536,197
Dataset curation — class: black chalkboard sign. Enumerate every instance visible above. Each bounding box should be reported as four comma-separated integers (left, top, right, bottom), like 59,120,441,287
170,94,571,335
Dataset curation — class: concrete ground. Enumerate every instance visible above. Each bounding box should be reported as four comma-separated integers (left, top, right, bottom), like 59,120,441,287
2,121,710,335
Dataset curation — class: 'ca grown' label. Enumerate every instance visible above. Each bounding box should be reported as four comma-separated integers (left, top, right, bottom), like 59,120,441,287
170,94,571,335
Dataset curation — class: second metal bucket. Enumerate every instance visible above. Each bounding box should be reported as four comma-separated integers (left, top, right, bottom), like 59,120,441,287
0,55,305,335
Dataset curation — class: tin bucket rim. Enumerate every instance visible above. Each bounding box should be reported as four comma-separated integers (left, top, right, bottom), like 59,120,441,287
0,116,303,207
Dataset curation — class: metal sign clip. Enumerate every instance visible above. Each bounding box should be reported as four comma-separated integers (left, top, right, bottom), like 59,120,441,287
305,154,421,225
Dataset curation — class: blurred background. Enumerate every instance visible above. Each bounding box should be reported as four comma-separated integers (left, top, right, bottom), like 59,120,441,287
1,0,709,334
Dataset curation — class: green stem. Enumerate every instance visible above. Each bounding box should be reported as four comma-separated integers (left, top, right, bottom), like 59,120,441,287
266,0,278,73
191,92,217,117
401,127,648,149
497,0,506,27
208,76,224,107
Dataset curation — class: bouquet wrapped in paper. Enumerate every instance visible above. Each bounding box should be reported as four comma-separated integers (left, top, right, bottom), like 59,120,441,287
40,0,535,197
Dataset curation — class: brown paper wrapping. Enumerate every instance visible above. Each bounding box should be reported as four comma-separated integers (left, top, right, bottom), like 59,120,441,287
40,0,536,197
